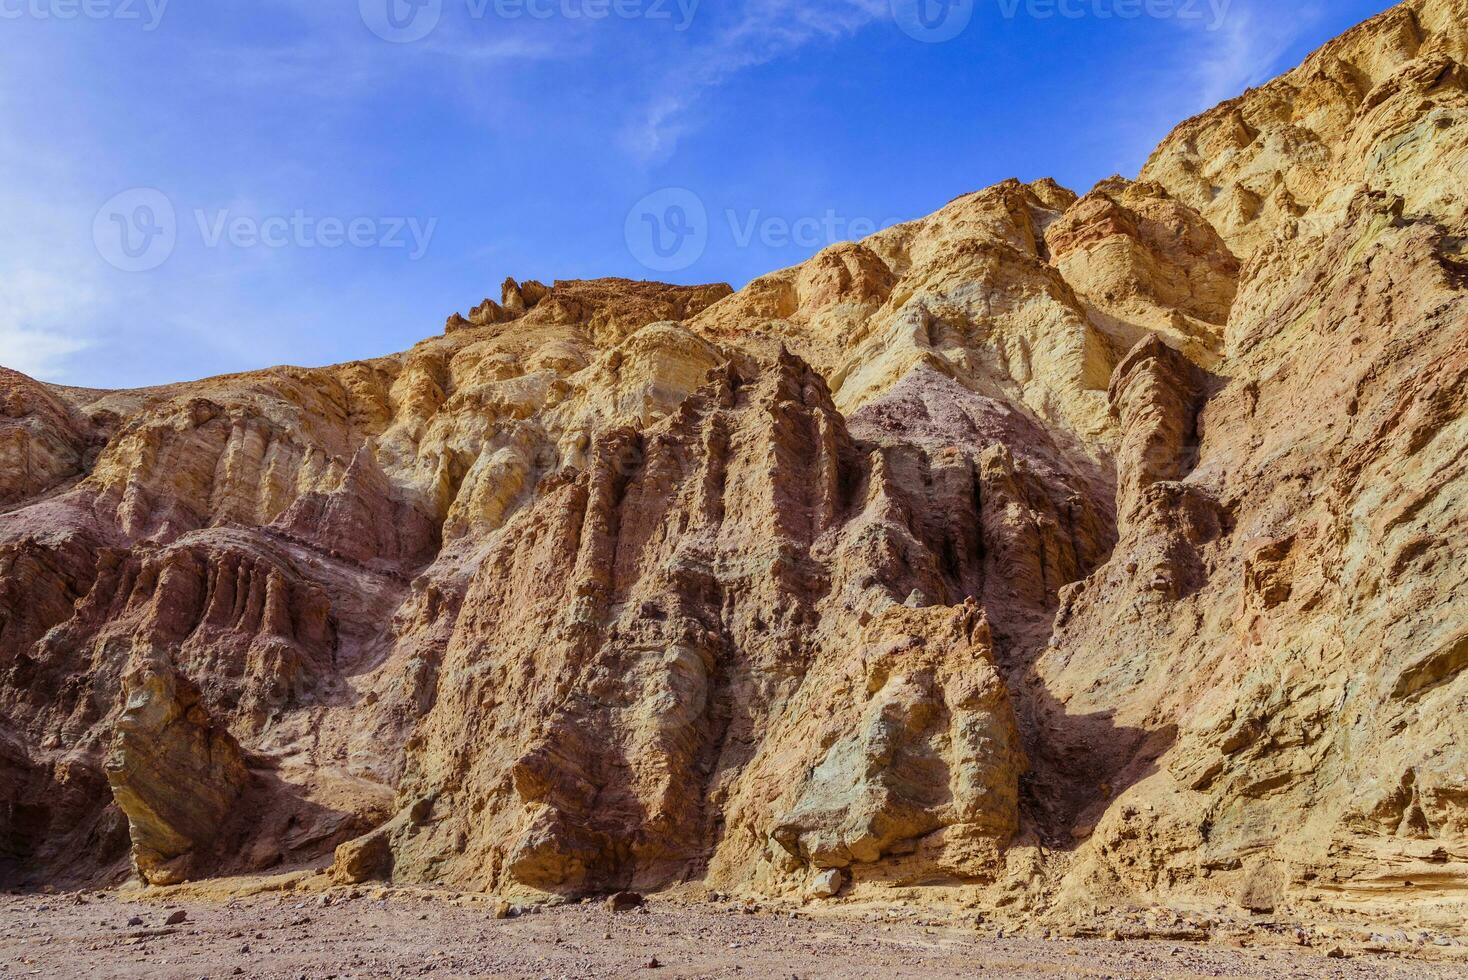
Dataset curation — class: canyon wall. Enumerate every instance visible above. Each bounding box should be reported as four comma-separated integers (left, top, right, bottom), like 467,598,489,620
1,0,1464,932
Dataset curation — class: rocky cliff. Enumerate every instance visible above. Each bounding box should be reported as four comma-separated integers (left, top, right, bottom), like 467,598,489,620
1,0,1465,936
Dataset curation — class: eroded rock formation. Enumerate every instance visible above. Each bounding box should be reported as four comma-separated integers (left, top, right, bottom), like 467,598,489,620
106,654,248,886
0,0,1464,935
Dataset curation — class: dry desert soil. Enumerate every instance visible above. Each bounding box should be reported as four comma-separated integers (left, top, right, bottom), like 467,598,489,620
2,886,1466,980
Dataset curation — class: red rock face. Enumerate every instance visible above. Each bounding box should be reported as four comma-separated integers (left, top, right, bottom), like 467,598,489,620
0,0,1465,933
385,356,1058,896
0,368,101,507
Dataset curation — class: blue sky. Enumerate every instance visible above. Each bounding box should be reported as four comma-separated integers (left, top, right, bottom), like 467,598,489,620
1,0,1395,388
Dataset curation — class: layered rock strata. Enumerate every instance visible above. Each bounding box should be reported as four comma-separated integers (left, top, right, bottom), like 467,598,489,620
0,0,1464,935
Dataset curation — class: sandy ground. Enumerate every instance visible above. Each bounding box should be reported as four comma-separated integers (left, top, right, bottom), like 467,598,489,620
2,887,1465,980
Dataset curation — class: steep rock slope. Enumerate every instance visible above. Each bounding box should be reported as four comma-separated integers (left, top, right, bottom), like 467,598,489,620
0,0,1464,935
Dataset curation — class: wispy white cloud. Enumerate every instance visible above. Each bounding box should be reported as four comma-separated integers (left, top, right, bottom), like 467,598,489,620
0,269,97,383
423,34,563,63
1106,0,1331,176
622,0,888,161
0,324,91,382
1189,0,1327,109
0,109,99,383
192,32,561,99
190,40,377,96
